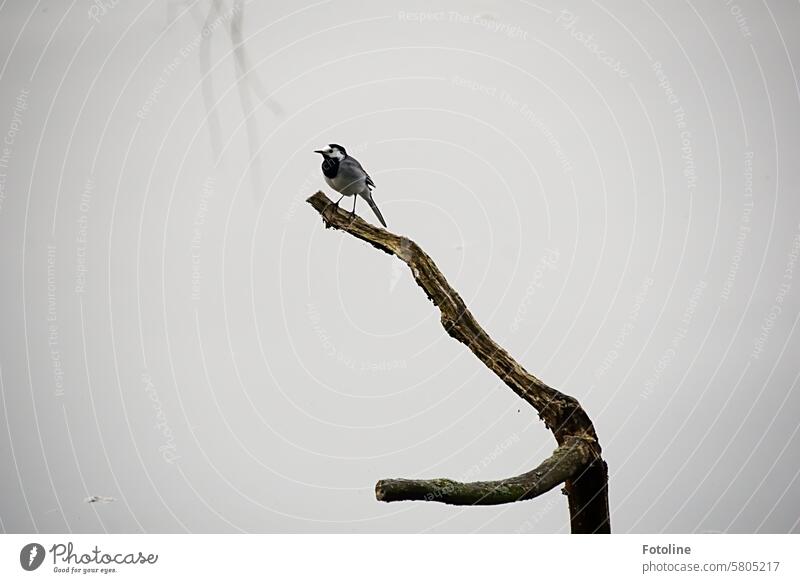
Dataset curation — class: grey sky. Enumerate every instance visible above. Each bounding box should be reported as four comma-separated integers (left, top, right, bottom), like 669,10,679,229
0,0,798,533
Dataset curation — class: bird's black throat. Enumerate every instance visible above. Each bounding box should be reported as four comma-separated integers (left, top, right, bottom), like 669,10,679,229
321,157,339,179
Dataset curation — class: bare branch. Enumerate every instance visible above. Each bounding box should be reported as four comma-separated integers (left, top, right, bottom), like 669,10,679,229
306,191,610,533
307,192,584,438
375,437,591,505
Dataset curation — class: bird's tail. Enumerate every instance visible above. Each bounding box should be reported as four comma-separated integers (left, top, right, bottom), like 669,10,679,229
363,192,387,227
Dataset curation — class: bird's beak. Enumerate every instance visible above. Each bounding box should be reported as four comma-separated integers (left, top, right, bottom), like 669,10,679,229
313,149,324,154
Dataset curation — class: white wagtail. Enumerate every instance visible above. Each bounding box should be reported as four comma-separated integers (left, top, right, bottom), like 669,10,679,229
314,144,387,227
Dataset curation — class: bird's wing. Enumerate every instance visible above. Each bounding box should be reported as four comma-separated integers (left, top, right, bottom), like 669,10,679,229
346,156,375,188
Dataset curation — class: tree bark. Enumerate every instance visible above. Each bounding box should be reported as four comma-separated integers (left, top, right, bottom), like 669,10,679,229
306,191,610,533
375,436,590,505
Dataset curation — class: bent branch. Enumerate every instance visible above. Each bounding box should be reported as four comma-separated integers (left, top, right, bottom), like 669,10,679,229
375,437,591,505
307,191,610,533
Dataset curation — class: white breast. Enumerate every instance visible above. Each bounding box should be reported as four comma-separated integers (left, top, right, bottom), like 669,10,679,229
326,172,365,196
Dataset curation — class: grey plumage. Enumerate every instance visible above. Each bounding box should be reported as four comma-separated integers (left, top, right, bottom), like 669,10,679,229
315,144,387,227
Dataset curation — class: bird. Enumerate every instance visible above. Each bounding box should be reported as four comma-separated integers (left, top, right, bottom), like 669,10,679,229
314,144,387,227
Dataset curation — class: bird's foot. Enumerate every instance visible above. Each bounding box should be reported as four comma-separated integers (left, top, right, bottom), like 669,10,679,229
324,200,340,218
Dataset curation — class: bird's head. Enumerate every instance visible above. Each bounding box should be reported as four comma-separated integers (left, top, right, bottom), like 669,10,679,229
314,144,347,160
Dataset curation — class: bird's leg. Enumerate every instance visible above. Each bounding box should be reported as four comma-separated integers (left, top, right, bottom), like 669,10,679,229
323,194,346,225
349,195,357,222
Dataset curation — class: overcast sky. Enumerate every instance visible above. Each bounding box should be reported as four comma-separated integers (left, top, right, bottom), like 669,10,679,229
0,0,799,533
